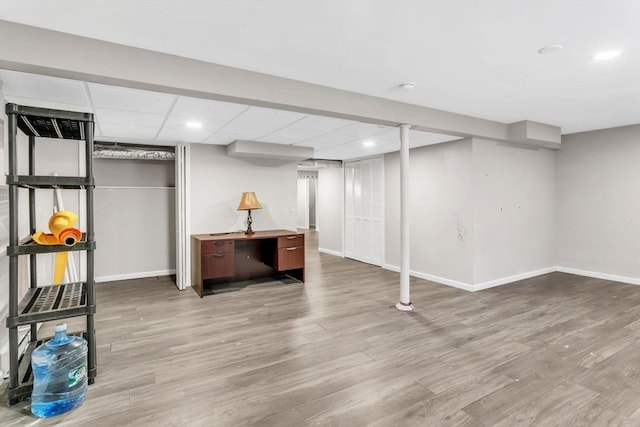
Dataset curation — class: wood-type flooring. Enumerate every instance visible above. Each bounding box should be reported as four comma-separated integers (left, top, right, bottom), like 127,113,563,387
1,231,639,426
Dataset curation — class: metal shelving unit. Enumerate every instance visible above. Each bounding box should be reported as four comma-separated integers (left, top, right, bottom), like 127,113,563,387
5,103,97,404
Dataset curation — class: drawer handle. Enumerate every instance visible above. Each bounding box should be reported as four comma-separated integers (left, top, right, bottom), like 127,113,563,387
213,253,226,257
285,247,298,251
286,236,297,240
214,242,226,246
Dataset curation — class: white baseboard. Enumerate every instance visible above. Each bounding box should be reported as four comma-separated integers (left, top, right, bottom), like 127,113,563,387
96,269,176,283
383,264,475,292
382,263,400,273
556,266,640,286
413,270,475,292
318,248,343,257
381,263,639,291
473,267,557,291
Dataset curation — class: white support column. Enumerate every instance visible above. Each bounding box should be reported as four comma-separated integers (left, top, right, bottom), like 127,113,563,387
396,124,414,311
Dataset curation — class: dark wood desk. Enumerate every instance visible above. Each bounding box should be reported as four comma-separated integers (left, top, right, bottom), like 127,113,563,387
191,230,305,297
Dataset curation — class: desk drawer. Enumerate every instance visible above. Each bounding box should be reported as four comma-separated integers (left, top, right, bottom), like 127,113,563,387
277,246,305,271
202,252,235,279
202,240,235,254
278,234,304,248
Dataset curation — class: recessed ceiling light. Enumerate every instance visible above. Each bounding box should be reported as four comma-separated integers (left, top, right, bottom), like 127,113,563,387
593,50,621,61
186,121,202,129
537,44,563,55
362,140,376,147
399,82,415,91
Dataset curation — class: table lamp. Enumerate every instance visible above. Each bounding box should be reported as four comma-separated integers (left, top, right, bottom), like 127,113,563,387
237,192,262,235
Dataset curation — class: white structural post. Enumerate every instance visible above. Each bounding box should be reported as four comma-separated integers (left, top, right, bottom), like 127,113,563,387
396,124,414,311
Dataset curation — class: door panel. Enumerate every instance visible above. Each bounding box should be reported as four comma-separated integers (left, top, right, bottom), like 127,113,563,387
344,158,383,266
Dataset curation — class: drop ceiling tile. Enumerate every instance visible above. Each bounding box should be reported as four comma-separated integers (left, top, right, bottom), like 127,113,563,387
204,130,261,143
258,115,360,144
214,123,284,140
156,127,210,144
95,108,166,127
332,122,390,139
169,96,248,122
227,106,306,128
315,131,463,160
162,115,229,133
0,70,90,106
2,96,93,114
296,135,349,149
202,133,236,145
88,83,176,114
301,122,391,148
0,69,463,159
98,122,160,140
372,129,403,143
280,115,353,133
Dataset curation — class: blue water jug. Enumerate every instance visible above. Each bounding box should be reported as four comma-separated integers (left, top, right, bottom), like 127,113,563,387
31,323,88,418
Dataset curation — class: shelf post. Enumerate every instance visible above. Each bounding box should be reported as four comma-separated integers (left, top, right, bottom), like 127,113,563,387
7,107,20,392
28,135,38,341
84,120,97,381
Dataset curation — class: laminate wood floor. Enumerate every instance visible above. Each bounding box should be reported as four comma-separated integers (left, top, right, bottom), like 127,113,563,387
2,231,639,426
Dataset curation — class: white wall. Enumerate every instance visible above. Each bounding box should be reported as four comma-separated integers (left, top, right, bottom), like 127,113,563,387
383,138,556,289
317,167,343,255
94,158,176,282
9,135,84,288
557,125,640,282
385,139,475,285
189,144,297,234
472,138,557,286
297,179,309,229
31,138,85,285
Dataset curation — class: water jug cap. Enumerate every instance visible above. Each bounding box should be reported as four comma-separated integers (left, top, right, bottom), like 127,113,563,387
54,323,67,333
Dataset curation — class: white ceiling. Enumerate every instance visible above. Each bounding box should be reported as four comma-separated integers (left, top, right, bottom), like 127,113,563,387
1,0,639,157
0,69,459,159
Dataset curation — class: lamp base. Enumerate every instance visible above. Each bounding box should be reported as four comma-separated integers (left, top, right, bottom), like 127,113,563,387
244,209,254,235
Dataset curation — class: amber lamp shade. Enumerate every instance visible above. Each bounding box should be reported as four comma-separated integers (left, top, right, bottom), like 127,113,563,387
237,192,262,235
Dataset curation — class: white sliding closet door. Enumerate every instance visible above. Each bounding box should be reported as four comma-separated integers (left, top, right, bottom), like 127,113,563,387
175,144,190,290
344,157,384,266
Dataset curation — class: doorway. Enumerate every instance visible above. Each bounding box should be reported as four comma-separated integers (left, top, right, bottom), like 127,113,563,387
297,170,318,230
93,144,177,285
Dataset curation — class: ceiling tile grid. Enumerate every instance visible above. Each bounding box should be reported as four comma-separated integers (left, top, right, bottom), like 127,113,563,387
0,70,89,107
87,83,176,114
0,69,460,159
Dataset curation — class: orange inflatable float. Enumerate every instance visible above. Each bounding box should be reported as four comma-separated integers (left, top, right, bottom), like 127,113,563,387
32,210,82,284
